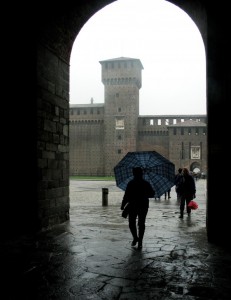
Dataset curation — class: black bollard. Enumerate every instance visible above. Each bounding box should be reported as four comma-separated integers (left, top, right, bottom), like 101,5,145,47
102,188,108,206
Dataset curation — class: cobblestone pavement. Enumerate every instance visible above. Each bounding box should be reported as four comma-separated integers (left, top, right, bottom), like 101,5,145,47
1,179,231,299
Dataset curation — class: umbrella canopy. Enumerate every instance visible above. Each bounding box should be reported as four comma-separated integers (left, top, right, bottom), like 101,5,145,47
114,151,175,198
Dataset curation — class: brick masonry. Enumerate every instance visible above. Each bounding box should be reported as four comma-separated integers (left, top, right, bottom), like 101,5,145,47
70,57,207,176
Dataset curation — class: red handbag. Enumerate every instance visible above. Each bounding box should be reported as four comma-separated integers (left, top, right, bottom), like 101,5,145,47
188,200,198,210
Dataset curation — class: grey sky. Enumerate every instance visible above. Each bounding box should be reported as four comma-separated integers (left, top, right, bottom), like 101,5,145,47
70,0,206,115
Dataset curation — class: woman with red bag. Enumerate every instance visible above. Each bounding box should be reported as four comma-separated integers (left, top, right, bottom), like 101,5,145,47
178,167,196,218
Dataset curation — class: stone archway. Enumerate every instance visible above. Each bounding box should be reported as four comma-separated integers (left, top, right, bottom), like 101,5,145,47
3,1,228,247
34,1,230,246
190,162,201,173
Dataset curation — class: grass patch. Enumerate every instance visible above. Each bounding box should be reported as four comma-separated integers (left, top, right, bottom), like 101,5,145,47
70,176,115,181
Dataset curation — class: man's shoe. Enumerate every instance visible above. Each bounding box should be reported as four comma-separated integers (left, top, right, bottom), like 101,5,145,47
179,215,183,218
131,238,138,246
138,242,142,249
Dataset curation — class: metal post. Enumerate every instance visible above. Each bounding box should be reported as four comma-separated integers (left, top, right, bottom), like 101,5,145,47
102,188,108,206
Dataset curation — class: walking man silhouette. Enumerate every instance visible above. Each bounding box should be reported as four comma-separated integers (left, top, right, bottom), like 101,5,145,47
121,167,155,249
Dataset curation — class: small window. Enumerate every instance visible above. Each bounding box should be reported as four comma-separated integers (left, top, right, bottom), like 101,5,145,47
191,146,200,159
115,117,124,130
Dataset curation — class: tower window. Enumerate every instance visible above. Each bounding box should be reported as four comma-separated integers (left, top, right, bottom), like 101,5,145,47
191,146,200,159
115,117,124,130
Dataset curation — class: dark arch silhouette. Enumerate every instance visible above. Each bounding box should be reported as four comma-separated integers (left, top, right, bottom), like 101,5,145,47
2,1,229,247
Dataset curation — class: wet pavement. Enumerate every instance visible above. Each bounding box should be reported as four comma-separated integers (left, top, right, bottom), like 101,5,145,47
1,179,231,299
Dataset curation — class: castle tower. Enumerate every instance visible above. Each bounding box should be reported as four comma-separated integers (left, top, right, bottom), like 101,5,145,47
99,57,143,175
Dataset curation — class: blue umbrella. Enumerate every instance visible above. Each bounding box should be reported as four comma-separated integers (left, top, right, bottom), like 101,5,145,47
114,151,175,198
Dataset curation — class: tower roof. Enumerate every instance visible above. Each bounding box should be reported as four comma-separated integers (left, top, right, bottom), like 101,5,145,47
99,57,143,69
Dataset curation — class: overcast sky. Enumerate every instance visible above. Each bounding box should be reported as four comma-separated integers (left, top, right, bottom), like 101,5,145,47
70,0,206,115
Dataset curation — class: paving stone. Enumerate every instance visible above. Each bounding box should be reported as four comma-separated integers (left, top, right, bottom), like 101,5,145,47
1,179,231,299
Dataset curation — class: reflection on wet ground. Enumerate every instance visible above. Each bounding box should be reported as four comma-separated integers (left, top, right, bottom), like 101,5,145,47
1,179,231,299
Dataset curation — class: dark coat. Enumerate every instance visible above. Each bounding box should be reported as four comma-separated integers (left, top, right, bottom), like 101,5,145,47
174,173,184,194
179,174,196,197
121,178,155,210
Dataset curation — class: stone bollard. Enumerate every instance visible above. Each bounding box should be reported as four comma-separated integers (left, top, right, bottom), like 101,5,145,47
102,188,108,206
